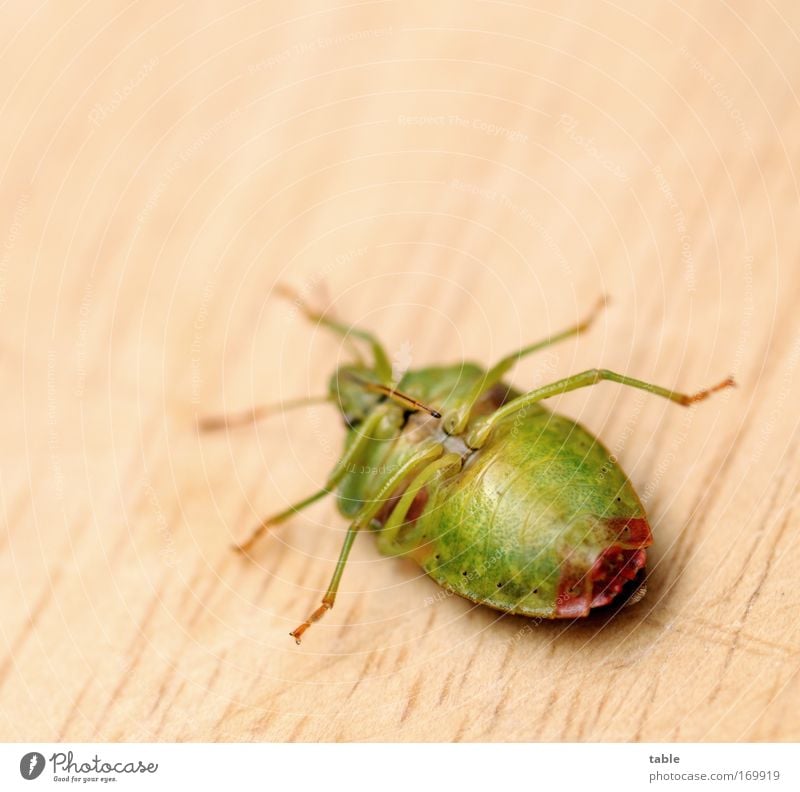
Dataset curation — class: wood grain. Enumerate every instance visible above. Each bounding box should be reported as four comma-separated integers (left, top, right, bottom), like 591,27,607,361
2,0,799,742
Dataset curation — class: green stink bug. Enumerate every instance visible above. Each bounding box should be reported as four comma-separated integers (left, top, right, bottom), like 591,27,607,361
202,287,734,643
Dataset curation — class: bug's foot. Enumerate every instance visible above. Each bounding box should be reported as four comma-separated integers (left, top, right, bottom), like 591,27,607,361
232,523,270,554
680,375,737,405
197,406,270,432
198,414,229,432
289,602,332,644
577,293,610,332
198,402,278,432
233,508,292,553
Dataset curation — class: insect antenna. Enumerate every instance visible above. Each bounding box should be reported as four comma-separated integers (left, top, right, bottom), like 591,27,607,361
343,372,441,418
198,395,332,432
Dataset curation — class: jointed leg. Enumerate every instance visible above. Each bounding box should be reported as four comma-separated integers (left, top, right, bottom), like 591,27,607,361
234,404,395,553
289,442,445,643
466,369,736,449
376,453,463,555
198,395,332,432
277,284,393,383
444,296,607,434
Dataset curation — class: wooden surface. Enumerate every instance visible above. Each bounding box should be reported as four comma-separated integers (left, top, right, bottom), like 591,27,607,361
2,1,799,743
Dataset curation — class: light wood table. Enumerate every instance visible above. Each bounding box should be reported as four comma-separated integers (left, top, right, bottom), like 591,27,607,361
2,1,798,742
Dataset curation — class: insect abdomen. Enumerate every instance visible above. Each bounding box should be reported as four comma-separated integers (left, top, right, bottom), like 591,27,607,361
397,407,652,617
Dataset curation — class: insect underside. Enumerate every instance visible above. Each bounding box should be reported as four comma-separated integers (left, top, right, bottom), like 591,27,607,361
202,287,734,644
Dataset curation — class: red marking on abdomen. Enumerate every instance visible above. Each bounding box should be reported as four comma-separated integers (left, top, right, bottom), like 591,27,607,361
554,573,593,618
555,543,648,617
606,516,653,547
589,547,647,608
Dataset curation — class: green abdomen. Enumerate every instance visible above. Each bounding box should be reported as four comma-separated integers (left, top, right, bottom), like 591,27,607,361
404,407,647,617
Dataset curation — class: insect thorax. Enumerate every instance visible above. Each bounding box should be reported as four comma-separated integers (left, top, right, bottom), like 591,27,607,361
332,362,522,518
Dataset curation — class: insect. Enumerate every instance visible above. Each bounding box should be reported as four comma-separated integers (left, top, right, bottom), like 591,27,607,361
202,286,734,643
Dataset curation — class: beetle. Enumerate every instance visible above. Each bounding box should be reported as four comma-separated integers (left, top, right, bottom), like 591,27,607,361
202,286,734,643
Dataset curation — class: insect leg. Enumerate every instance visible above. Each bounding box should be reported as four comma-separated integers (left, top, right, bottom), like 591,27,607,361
466,368,736,448
376,453,463,555
198,395,332,432
444,296,607,434
234,404,394,553
277,283,393,383
289,442,445,644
